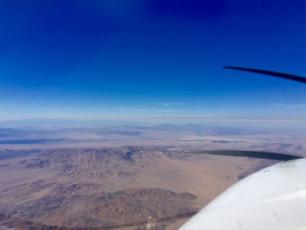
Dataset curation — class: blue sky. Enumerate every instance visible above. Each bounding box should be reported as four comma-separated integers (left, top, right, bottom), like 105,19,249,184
0,0,306,124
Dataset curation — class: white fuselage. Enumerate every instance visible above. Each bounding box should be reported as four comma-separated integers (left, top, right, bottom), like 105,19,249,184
181,158,306,230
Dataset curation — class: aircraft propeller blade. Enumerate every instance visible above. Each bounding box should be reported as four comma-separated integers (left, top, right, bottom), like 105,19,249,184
224,66,306,84
195,150,302,161
222,66,305,161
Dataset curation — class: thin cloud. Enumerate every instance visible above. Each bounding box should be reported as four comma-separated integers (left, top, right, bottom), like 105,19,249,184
162,102,187,107
272,103,306,109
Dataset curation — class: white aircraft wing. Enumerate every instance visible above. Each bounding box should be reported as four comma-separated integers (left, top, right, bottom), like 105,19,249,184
181,158,306,230
181,67,306,230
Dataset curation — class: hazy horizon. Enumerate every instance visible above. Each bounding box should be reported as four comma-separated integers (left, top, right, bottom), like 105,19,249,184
1,0,306,126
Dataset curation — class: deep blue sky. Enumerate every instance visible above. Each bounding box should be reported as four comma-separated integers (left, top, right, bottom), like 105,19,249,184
1,0,306,124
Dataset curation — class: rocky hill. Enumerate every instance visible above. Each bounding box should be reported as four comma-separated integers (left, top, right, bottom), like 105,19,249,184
0,146,273,229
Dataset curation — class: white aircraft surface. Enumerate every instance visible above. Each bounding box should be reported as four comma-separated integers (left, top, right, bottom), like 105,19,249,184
181,67,306,230
181,158,306,230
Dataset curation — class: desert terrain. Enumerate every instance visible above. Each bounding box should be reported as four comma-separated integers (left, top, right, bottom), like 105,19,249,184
0,124,304,229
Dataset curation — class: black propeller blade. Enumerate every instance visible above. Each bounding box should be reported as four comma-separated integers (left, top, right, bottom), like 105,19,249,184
195,150,302,161
224,66,306,84
223,66,305,160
